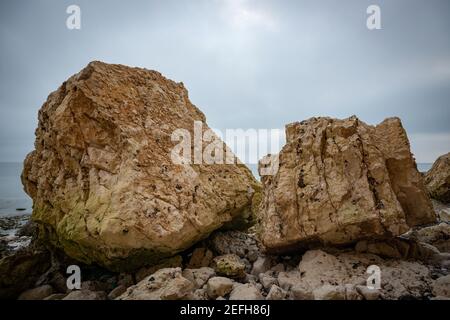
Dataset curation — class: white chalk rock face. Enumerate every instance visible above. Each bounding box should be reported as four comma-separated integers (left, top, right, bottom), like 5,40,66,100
22,61,259,271
258,116,436,252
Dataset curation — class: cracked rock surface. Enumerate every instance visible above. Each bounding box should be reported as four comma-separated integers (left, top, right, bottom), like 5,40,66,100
425,152,450,203
21,61,259,271
258,116,436,253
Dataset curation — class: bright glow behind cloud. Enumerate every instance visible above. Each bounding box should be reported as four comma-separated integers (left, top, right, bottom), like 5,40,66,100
220,0,277,30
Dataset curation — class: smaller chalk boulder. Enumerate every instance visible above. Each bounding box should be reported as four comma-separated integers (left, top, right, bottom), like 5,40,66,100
425,152,450,203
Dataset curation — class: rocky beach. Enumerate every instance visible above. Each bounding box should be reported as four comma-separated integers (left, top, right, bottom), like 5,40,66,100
0,61,449,300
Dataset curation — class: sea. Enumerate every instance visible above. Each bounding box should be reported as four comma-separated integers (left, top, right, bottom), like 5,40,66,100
0,162,434,218
0,162,32,217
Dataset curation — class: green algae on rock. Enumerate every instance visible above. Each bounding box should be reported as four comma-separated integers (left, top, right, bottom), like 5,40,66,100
21,61,260,272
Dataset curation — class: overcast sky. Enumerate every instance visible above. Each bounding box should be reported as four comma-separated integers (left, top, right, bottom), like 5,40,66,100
0,0,449,163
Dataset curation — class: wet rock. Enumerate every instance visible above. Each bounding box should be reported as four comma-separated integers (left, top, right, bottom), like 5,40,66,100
0,239,9,259
47,272,68,293
0,245,51,299
259,116,436,253
18,285,53,300
108,285,127,300
16,220,38,238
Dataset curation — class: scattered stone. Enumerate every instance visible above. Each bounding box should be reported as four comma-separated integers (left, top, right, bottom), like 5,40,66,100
44,293,67,300
366,241,403,259
270,263,285,273
298,250,351,289
81,280,112,292
18,285,53,300
244,273,258,284
0,245,51,299
424,152,450,203
118,268,193,300
344,284,363,300
210,231,261,262
439,208,450,222
213,254,246,279
187,247,214,269
313,285,346,300
291,283,314,300
47,272,68,293
259,116,436,253
266,285,287,300
188,288,209,300
251,256,272,276
117,273,134,287
15,220,37,238
206,277,234,299
108,285,128,300
258,272,278,291
293,249,433,300
135,255,183,282
355,238,440,261
0,215,29,233
355,240,368,253
277,271,302,291
0,239,10,259
182,267,215,289
432,275,450,298
431,296,450,300
229,283,263,300
409,223,450,253
63,290,107,300
356,285,380,300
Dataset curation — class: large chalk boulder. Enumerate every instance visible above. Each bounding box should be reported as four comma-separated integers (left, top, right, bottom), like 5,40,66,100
22,61,259,271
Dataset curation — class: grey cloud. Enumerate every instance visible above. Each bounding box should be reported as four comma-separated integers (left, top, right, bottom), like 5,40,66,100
0,0,449,163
